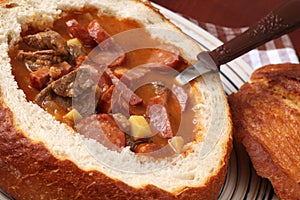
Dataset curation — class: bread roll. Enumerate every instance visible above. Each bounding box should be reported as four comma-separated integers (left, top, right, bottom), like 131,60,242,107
0,0,232,199
228,63,300,200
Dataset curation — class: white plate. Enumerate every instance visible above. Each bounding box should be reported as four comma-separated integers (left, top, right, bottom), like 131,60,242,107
152,3,279,200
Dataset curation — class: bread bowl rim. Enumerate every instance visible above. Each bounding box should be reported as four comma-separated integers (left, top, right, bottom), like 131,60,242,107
0,0,232,199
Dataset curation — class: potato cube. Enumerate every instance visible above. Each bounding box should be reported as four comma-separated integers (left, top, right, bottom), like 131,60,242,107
169,136,184,153
129,115,153,139
64,108,82,122
67,38,82,46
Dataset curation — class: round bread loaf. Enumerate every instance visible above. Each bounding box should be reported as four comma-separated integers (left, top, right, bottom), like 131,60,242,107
229,63,300,200
0,0,232,199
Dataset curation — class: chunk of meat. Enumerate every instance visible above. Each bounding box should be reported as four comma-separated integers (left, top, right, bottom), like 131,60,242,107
75,114,126,150
66,19,96,47
172,84,188,111
35,85,72,119
97,71,113,93
49,61,73,81
17,50,65,71
120,67,146,88
32,66,96,120
96,84,132,116
23,30,68,55
146,93,173,138
73,86,100,117
29,66,50,90
112,113,130,133
94,71,114,113
48,67,102,116
87,19,110,44
106,69,143,106
50,70,77,97
119,63,168,87
29,61,73,91
51,68,95,98
147,44,180,68
88,39,126,67
97,85,114,113
91,70,142,115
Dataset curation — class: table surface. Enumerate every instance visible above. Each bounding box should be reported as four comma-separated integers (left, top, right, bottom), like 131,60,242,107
151,0,300,59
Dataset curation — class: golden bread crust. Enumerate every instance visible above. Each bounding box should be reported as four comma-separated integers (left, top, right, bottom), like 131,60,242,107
0,102,229,200
228,63,300,200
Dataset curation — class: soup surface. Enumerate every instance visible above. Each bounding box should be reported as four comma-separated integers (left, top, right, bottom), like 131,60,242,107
9,8,197,157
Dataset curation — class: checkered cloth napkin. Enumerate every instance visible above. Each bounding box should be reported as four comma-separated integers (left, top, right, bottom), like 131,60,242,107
198,22,299,71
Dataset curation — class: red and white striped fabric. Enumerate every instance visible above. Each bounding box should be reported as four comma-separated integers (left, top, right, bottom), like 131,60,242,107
198,22,299,70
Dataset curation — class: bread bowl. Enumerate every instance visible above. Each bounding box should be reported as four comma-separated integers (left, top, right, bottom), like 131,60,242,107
228,63,300,200
0,0,232,199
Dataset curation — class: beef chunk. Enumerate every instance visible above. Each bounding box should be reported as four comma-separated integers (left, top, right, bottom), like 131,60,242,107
17,50,65,71
35,68,98,118
50,70,77,97
76,114,126,150
35,85,72,114
51,66,103,117
23,30,68,55
28,61,73,91
73,67,98,96
18,30,69,71
51,68,95,98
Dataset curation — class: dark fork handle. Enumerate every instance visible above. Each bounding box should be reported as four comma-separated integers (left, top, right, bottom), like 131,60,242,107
206,0,300,68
